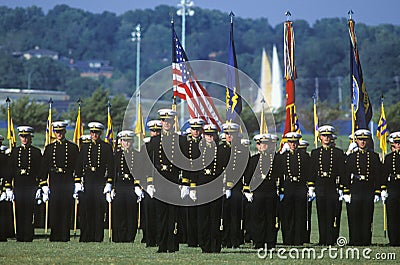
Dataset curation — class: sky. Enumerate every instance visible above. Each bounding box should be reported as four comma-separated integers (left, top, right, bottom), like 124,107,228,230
1,0,399,27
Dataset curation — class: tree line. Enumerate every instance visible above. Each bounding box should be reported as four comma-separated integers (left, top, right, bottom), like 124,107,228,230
0,4,399,132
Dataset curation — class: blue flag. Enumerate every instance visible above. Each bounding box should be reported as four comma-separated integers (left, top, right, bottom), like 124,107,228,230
349,19,372,130
226,19,242,123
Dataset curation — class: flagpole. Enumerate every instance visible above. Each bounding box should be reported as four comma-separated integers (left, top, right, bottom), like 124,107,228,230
348,10,355,140
6,97,17,235
131,24,142,147
313,93,318,148
177,0,194,127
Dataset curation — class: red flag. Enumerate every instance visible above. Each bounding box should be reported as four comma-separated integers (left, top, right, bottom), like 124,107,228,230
283,20,300,136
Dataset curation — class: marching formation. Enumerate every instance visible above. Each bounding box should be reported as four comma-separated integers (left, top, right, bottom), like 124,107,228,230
1,108,400,253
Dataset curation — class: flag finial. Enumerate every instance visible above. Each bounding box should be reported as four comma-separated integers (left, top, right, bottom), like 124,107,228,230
348,10,354,20
285,11,291,21
48,98,53,104
229,11,235,23
170,12,174,24
6,97,10,103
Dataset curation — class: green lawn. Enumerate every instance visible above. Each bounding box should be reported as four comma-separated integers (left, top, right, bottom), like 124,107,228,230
0,203,398,264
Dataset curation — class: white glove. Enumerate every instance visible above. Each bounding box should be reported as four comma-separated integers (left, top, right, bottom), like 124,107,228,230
42,192,49,202
134,186,143,198
280,143,290,154
225,189,231,199
381,190,388,203
189,189,197,201
42,186,50,202
103,183,112,194
74,183,83,194
338,189,344,201
5,188,14,202
374,195,380,203
105,192,112,203
42,185,49,195
146,185,155,198
279,194,284,201
73,183,84,199
35,188,42,200
244,192,253,202
343,194,351,203
180,185,190,199
308,187,316,202
346,142,358,155
0,192,6,201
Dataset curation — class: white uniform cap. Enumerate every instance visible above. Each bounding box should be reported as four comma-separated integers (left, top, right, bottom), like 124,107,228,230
117,130,135,140
88,122,105,131
389,131,400,142
17,126,34,136
158,109,176,119
354,129,371,139
188,118,205,129
222,122,239,133
284,132,301,141
318,125,335,135
204,124,218,134
253,134,271,143
146,120,162,131
52,121,68,131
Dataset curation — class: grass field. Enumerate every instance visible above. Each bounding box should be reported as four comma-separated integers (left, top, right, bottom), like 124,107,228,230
0,203,398,264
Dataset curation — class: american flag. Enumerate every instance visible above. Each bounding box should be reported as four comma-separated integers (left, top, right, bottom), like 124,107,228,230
172,25,223,131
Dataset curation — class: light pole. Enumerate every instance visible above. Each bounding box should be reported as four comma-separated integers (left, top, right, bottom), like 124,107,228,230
177,0,194,125
27,71,33,89
131,24,141,126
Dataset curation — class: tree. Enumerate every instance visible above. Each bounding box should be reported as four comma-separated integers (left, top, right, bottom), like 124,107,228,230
0,96,49,131
386,102,400,132
64,87,128,132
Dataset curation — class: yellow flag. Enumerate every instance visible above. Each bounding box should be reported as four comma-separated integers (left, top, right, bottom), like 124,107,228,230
105,105,114,149
73,105,83,148
45,103,56,147
171,103,180,132
7,105,16,150
376,98,388,156
260,107,268,134
313,95,319,148
135,102,145,139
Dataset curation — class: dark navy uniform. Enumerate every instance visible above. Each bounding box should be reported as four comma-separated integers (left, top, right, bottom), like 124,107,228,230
196,126,224,253
41,136,79,241
8,133,42,241
76,123,114,242
221,123,249,248
276,132,311,245
112,144,140,242
145,130,182,252
144,109,184,252
310,144,345,245
180,120,204,247
244,141,278,249
344,130,381,246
